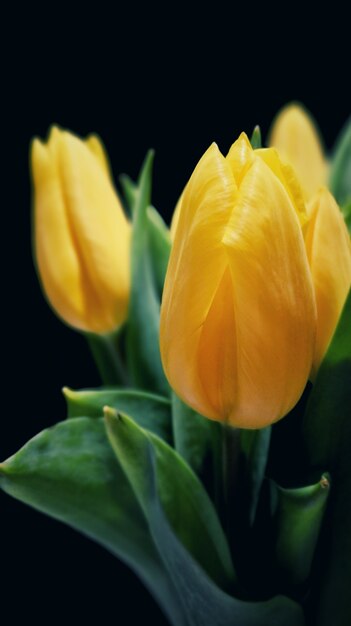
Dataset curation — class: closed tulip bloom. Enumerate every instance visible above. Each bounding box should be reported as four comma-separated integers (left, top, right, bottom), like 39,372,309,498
160,134,316,428
31,127,130,334
269,104,327,200
305,188,351,377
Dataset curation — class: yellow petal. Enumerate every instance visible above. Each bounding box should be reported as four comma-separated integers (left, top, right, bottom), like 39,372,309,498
51,129,131,333
160,143,237,418
269,103,327,200
32,138,87,329
255,147,307,227
305,188,351,376
226,132,253,186
86,134,113,179
170,190,183,240
196,267,237,419
223,157,316,428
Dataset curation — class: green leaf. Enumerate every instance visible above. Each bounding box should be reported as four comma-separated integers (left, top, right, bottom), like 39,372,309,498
0,418,184,625
126,151,169,396
105,410,305,626
240,427,271,526
329,117,351,207
341,198,351,234
172,393,221,478
250,125,262,149
154,504,305,626
147,205,171,296
119,173,137,213
301,289,351,624
220,427,271,590
269,474,330,587
171,395,236,551
63,387,172,443
84,330,129,386
120,172,171,293
104,408,236,590
171,394,272,584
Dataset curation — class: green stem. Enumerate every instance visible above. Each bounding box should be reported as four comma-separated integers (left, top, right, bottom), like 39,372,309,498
85,331,129,386
221,425,230,535
214,423,241,540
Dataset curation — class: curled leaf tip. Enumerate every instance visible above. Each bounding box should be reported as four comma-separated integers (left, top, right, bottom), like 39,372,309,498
320,474,331,490
62,386,74,399
145,148,155,162
103,405,118,420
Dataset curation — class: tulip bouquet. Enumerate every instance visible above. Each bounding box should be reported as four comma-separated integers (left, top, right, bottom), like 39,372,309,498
1,104,351,625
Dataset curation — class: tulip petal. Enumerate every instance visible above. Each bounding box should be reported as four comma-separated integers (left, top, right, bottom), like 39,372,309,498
269,104,327,200
86,134,113,179
305,188,351,376
160,144,237,418
32,138,87,329
223,157,316,427
255,147,307,226
226,132,253,186
53,130,130,332
170,190,183,240
197,267,237,419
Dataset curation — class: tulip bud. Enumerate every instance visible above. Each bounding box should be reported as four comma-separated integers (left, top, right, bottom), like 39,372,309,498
269,103,327,200
160,134,316,428
305,188,351,377
31,127,130,334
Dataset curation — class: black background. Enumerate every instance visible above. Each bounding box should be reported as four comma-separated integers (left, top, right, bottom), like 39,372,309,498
1,12,349,625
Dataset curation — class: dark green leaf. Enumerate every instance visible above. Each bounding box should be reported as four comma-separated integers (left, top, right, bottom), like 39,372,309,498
221,428,271,591
302,289,351,625
172,393,221,477
330,117,351,207
154,503,305,626
240,427,271,526
341,198,351,234
84,330,129,386
105,410,305,626
119,172,171,292
0,418,183,625
126,151,169,395
172,395,271,534
63,387,172,443
119,173,137,213
104,408,236,590
269,474,330,587
171,396,237,543
147,205,171,296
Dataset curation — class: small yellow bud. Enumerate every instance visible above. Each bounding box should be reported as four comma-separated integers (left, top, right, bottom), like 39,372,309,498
31,127,130,334
269,103,327,200
305,188,351,377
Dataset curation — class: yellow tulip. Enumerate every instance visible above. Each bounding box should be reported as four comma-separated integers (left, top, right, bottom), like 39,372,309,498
170,192,182,239
160,133,316,428
31,127,130,334
305,188,351,377
269,103,327,200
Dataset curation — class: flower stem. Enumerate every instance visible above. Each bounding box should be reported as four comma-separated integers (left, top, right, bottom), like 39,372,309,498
85,330,129,386
215,423,241,541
